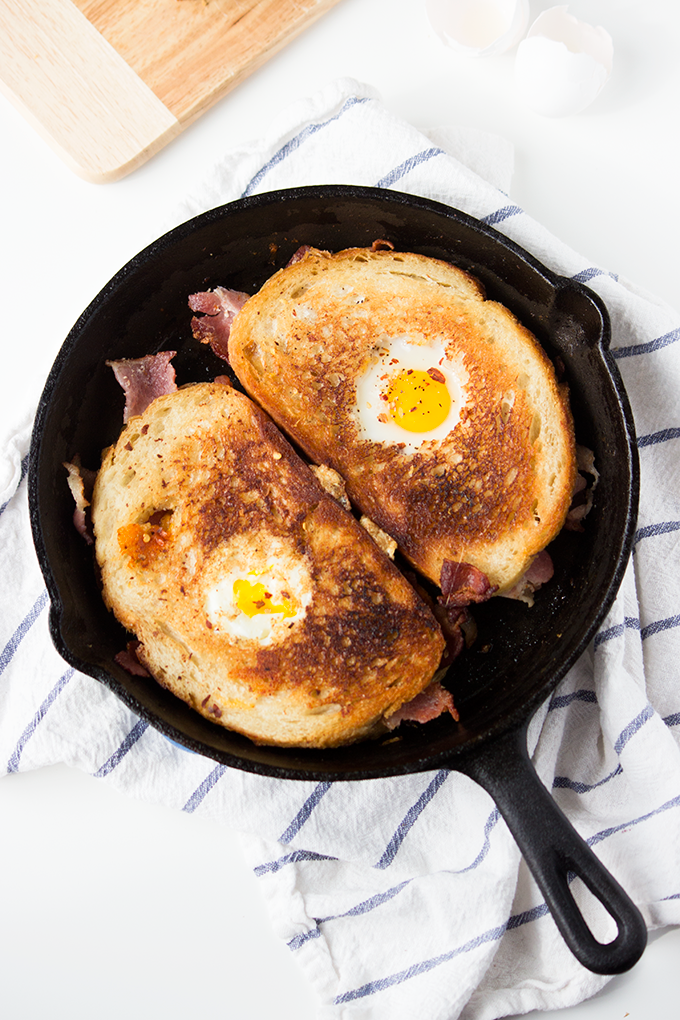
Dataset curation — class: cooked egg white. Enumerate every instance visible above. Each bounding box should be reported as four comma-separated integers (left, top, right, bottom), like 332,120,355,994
354,334,469,451
205,559,312,643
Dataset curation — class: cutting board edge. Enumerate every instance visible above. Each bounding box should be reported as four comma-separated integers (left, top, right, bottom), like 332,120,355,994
0,77,183,183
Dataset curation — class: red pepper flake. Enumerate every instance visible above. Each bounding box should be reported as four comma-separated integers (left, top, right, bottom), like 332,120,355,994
427,367,446,384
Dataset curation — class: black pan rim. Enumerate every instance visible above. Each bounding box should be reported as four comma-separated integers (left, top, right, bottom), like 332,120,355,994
28,183,640,781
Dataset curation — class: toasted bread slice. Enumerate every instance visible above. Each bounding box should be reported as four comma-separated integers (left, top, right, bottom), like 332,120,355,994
228,247,576,593
91,381,444,748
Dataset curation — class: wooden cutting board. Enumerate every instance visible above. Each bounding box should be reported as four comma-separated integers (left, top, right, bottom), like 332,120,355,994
0,0,343,183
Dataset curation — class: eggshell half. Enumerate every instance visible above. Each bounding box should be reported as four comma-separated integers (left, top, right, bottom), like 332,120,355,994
425,0,530,57
514,6,614,116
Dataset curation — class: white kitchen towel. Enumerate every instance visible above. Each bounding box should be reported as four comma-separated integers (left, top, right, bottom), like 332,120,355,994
2,78,680,1020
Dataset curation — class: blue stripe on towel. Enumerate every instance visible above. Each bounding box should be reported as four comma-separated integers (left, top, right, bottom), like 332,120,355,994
288,810,503,952
588,790,680,848
333,791,680,1005
594,617,640,649
553,765,624,794
93,719,149,778
0,589,49,679
507,901,552,928
613,327,680,360
594,613,680,648
289,880,413,951
549,688,598,710
614,704,655,754
374,770,450,870
266,805,500,911
634,520,680,547
481,204,523,226
323,879,412,922
637,427,680,448
241,96,370,197
641,614,680,641
375,148,445,189
254,849,338,877
288,926,323,950
6,668,74,773
334,918,510,1003
552,705,655,793
279,781,332,844
571,267,618,284
183,763,227,813
455,808,501,874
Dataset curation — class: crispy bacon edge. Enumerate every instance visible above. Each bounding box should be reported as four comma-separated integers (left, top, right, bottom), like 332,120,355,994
564,444,599,532
106,350,178,422
286,238,395,268
63,457,97,545
188,287,250,363
115,641,150,677
439,560,498,608
501,549,555,607
286,245,313,266
385,680,459,730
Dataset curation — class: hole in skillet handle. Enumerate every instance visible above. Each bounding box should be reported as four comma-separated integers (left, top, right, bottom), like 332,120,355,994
452,720,647,975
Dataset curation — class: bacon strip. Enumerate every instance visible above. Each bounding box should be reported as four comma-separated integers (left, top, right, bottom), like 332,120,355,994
114,641,150,677
502,550,555,606
564,444,599,532
433,603,477,665
439,560,498,607
189,287,250,363
385,681,459,730
402,565,477,665
63,457,97,545
107,351,177,422
286,245,313,266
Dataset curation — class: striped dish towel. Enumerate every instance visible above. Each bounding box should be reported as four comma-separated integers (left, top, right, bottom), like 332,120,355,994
2,79,680,1020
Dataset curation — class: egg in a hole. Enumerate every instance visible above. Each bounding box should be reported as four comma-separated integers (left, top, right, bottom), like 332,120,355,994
91,381,445,748
228,246,577,595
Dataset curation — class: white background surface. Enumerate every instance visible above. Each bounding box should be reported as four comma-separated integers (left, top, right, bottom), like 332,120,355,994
1,1,679,1017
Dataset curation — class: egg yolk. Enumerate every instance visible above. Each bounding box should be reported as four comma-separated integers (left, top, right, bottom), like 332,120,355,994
232,577,297,619
384,369,451,433
117,517,171,568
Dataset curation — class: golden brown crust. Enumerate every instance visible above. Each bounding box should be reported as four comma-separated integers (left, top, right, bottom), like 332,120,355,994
229,247,577,591
91,382,444,747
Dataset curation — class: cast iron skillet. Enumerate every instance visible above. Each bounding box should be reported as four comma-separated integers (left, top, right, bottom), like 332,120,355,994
29,186,644,975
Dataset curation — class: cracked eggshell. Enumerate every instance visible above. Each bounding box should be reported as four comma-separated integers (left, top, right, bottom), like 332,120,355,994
514,6,614,117
425,0,530,57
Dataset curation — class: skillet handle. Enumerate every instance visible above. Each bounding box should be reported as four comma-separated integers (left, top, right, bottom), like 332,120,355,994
454,722,647,974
